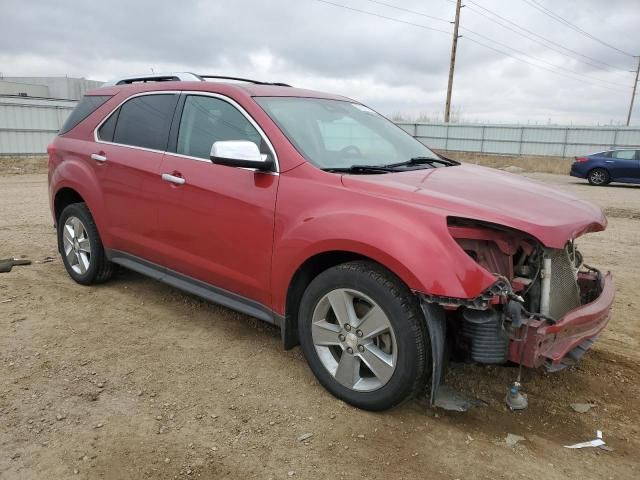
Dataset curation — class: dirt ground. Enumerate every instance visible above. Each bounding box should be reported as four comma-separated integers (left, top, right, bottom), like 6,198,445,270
1,166,639,479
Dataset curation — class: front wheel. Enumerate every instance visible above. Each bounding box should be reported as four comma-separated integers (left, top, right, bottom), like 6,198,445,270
298,261,429,411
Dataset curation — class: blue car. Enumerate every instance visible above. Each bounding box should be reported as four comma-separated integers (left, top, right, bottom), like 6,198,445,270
570,149,640,186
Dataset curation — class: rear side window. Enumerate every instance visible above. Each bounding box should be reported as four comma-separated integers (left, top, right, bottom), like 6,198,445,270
109,94,178,151
612,150,636,160
59,95,111,135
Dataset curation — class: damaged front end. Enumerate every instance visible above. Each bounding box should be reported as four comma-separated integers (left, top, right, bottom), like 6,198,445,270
421,217,614,408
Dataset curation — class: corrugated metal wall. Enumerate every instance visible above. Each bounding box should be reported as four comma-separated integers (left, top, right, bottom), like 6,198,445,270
2,96,640,156
0,96,76,154
396,122,640,157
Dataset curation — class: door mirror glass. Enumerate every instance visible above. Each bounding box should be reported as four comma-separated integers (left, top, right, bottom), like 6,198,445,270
210,140,272,170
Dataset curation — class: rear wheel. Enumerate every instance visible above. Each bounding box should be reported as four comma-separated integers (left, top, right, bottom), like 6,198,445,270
298,261,429,411
587,168,610,186
58,203,115,285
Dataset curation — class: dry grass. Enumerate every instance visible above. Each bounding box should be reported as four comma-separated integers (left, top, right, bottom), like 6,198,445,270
1,152,573,176
0,155,48,174
438,151,573,175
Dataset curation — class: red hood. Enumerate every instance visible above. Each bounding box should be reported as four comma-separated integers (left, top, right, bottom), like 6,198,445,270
341,164,606,248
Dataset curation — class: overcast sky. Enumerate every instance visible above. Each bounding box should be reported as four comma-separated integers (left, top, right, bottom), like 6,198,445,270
1,0,639,125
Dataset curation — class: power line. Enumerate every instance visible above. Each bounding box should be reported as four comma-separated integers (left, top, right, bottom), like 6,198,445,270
363,0,630,75
361,0,631,87
311,0,631,93
312,0,451,35
522,0,636,58
464,5,623,73
463,36,629,93
465,0,630,71
360,0,451,24
461,28,632,89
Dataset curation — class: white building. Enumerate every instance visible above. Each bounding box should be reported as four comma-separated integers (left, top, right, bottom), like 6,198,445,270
0,76,103,100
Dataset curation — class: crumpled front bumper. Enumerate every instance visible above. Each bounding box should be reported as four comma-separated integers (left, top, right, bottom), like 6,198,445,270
508,271,614,369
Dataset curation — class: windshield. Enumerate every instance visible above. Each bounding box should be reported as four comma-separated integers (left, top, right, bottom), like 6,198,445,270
255,97,440,170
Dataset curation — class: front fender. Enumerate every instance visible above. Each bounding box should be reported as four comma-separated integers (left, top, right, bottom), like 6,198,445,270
271,171,497,315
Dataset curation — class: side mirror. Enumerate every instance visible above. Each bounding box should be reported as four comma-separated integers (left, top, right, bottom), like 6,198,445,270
210,140,273,170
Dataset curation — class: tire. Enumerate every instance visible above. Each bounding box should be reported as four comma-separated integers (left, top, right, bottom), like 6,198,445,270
587,168,610,186
57,203,115,285
298,261,429,411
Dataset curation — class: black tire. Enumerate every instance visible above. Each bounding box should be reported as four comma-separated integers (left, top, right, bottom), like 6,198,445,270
298,261,429,411
57,203,115,285
587,167,610,186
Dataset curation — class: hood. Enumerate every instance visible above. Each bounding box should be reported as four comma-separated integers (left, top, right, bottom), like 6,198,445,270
341,164,606,248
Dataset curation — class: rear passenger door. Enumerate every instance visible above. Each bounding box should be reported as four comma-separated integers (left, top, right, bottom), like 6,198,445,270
156,93,279,307
95,92,179,263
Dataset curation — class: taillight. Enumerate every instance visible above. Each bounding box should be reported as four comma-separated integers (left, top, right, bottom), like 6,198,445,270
574,157,589,163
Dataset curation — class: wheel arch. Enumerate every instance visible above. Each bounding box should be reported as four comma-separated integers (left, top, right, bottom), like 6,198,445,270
280,249,414,349
54,187,86,224
49,156,111,246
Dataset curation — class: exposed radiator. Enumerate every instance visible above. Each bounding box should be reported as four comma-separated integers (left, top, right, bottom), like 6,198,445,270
545,247,582,320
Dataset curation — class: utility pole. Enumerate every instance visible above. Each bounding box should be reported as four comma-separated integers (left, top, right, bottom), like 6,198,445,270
626,56,640,126
445,0,463,123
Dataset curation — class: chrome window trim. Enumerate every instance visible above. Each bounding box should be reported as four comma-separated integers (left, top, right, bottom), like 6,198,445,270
93,90,280,173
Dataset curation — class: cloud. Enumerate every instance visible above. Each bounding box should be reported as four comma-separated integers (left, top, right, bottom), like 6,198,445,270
1,0,638,124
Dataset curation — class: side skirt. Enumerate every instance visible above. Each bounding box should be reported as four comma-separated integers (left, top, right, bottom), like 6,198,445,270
106,250,280,327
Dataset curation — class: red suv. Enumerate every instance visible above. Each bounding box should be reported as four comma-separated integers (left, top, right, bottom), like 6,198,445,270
48,73,614,410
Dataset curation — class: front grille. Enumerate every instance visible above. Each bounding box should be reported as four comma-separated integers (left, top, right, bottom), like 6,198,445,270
547,247,582,320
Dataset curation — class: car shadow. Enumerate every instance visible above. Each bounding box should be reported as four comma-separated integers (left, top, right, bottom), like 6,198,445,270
567,180,640,189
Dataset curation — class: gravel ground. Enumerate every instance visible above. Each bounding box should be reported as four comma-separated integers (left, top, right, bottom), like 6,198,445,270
0,170,639,479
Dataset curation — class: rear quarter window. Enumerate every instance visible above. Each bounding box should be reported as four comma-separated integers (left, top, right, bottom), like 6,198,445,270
59,95,112,135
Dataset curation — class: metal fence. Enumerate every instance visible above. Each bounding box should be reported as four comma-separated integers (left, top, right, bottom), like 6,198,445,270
0,96,76,154
396,122,640,157
2,95,640,157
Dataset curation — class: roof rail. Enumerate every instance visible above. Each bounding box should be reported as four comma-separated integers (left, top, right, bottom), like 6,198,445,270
102,72,204,86
200,75,291,87
101,72,292,88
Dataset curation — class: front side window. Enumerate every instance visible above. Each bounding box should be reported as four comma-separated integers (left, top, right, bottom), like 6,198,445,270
255,97,439,170
612,150,636,160
108,94,179,151
177,95,263,160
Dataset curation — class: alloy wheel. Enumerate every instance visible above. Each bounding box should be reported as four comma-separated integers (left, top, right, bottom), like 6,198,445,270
590,170,606,185
62,216,92,275
311,288,397,392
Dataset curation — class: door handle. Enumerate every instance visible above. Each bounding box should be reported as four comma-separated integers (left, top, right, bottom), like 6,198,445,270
605,160,614,163
161,173,186,185
91,153,107,163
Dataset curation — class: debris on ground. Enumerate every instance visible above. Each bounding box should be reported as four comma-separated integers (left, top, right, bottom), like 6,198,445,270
35,256,55,264
570,403,596,413
505,433,526,448
297,433,313,442
502,166,525,173
0,258,31,273
564,430,606,449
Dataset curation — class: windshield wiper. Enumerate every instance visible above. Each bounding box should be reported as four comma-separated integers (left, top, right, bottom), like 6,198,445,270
321,164,396,174
382,156,459,169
